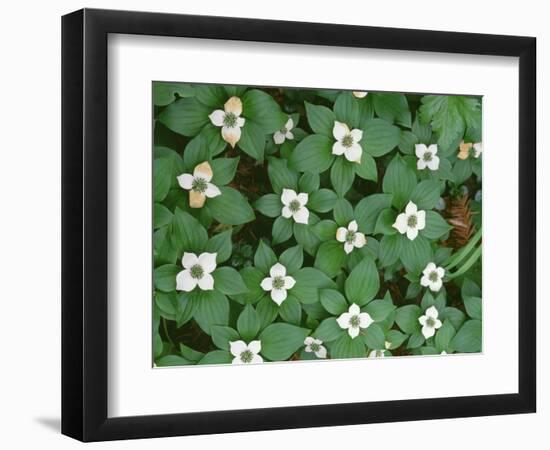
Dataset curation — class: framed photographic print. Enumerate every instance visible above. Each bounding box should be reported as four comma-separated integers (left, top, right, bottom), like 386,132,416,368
62,8,536,442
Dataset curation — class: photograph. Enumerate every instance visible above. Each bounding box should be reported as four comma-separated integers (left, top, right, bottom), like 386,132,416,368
152,83,483,367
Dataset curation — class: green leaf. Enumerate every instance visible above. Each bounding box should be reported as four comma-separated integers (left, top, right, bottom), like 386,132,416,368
452,159,473,184
305,101,335,136
374,208,397,235
378,234,402,267
411,180,441,210
154,158,173,202
330,333,366,359
398,130,419,154
354,194,394,234
312,220,338,241
314,240,346,278
259,323,310,361
308,189,338,213
422,211,452,240
183,134,211,170
320,289,348,315
363,323,386,349
176,292,198,327
200,123,227,157
385,330,408,350
441,307,466,331
155,291,179,317
268,157,299,194
254,240,277,273
333,198,354,226
255,193,282,218
179,343,204,362
197,350,232,365
462,278,481,298
239,267,266,304
293,222,321,256
355,153,377,181
372,93,411,127
400,235,432,274
210,157,240,186
193,290,230,334
205,230,232,264
334,92,360,127
207,186,255,225
171,208,208,255
211,325,240,351
289,134,334,173
361,119,401,157
451,319,482,353
299,172,320,192
194,85,227,108
464,296,482,320
395,304,421,334
330,157,356,196
158,97,211,136
213,267,248,295
279,245,303,273
156,355,193,367
344,256,379,306
314,317,344,342
256,296,279,329
242,89,286,133
382,154,417,209
407,332,425,349
237,304,261,341
154,264,179,292
365,299,396,322
153,82,194,106
272,216,293,245
279,296,302,325
154,203,173,229
238,121,265,161
435,320,456,352
293,267,337,289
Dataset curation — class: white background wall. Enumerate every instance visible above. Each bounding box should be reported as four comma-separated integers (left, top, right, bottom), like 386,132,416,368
0,1,546,448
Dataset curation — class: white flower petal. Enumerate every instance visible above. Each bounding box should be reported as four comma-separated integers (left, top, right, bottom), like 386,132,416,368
198,252,217,273
248,340,262,355
332,141,346,156
424,262,436,274
221,125,241,148
348,326,360,339
354,233,366,248
406,226,419,241
209,109,225,127
420,275,430,287
284,276,296,290
434,319,442,329
286,131,294,140
418,315,427,326
270,263,286,278
427,156,440,171
181,252,199,269
436,267,445,278
281,188,297,206
348,220,358,232
271,288,287,305
405,201,418,215
353,91,368,98
428,144,438,155
426,306,439,319
297,193,309,206
176,270,197,292
316,346,327,358
293,207,309,224
229,340,247,357
304,336,315,346
197,273,214,290
336,227,348,242
415,144,428,158
417,159,428,170
224,96,242,116
281,206,293,219
177,173,194,190
358,312,373,329
349,303,360,315
344,143,362,163
430,279,443,292
273,131,285,145
260,277,273,291
285,118,294,130
193,162,213,181
393,213,408,234
232,356,242,364
205,183,221,198
416,210,426,230
236,117,245,128
333,121,349,141
422,325,436,339
336,313,351,329
344,242,354,254
250,354,264,364
473,142,482,158
350,128,363,143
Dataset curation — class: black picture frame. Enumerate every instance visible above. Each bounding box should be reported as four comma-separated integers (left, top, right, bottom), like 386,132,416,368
62,8,536,442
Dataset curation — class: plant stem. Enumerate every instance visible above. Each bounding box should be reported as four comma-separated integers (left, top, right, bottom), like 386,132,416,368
446,245,482,280
444,226,482,271
162,317,175,347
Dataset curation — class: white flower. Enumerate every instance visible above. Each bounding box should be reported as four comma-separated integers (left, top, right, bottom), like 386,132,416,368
176,252,217,292
280,188,309,224
368,349,386,358
260,263,296,306
177,161,221,208
273,117,294,145
420,262,445,292
230,340,263,364
208,96,245,148
473,142,482,158
415,144,440,171
352,91,368,98
384,341,392,350
458,141,482,160
441,351,448,355
418,306,442,339
336,220,367,254
392,201,426,241
336,303,373,339
304,337,327,358
332,121,363,163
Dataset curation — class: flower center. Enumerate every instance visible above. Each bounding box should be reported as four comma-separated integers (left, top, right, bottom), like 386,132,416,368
192,177,208,193
342,134,354,148
309,343,320,352
272,276,285,290
407,214,418,228
223,112,238,128
426,317,436,327
190,264,204,279
280,126,288,134
429,271,439,282
423,152,433,162
345,230,356,244
289,199,301,213
349,315,361,328
240,350,254,363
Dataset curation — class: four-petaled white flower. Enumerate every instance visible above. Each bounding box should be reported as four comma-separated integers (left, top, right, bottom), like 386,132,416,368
281,188,309,224
332,121,363,163
458,141,483,160
336,220,367,254
420,262,445,292
208,96,246,148
273,117,294,145
392,201,426,241
353,91,368,98
418,306,443,339
176,252,217,292
415,143,440,171
337,303,373,339
260,263,296,306
368,349,386,358
177,161,221,208
230,340,263,364
304,337,327,359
